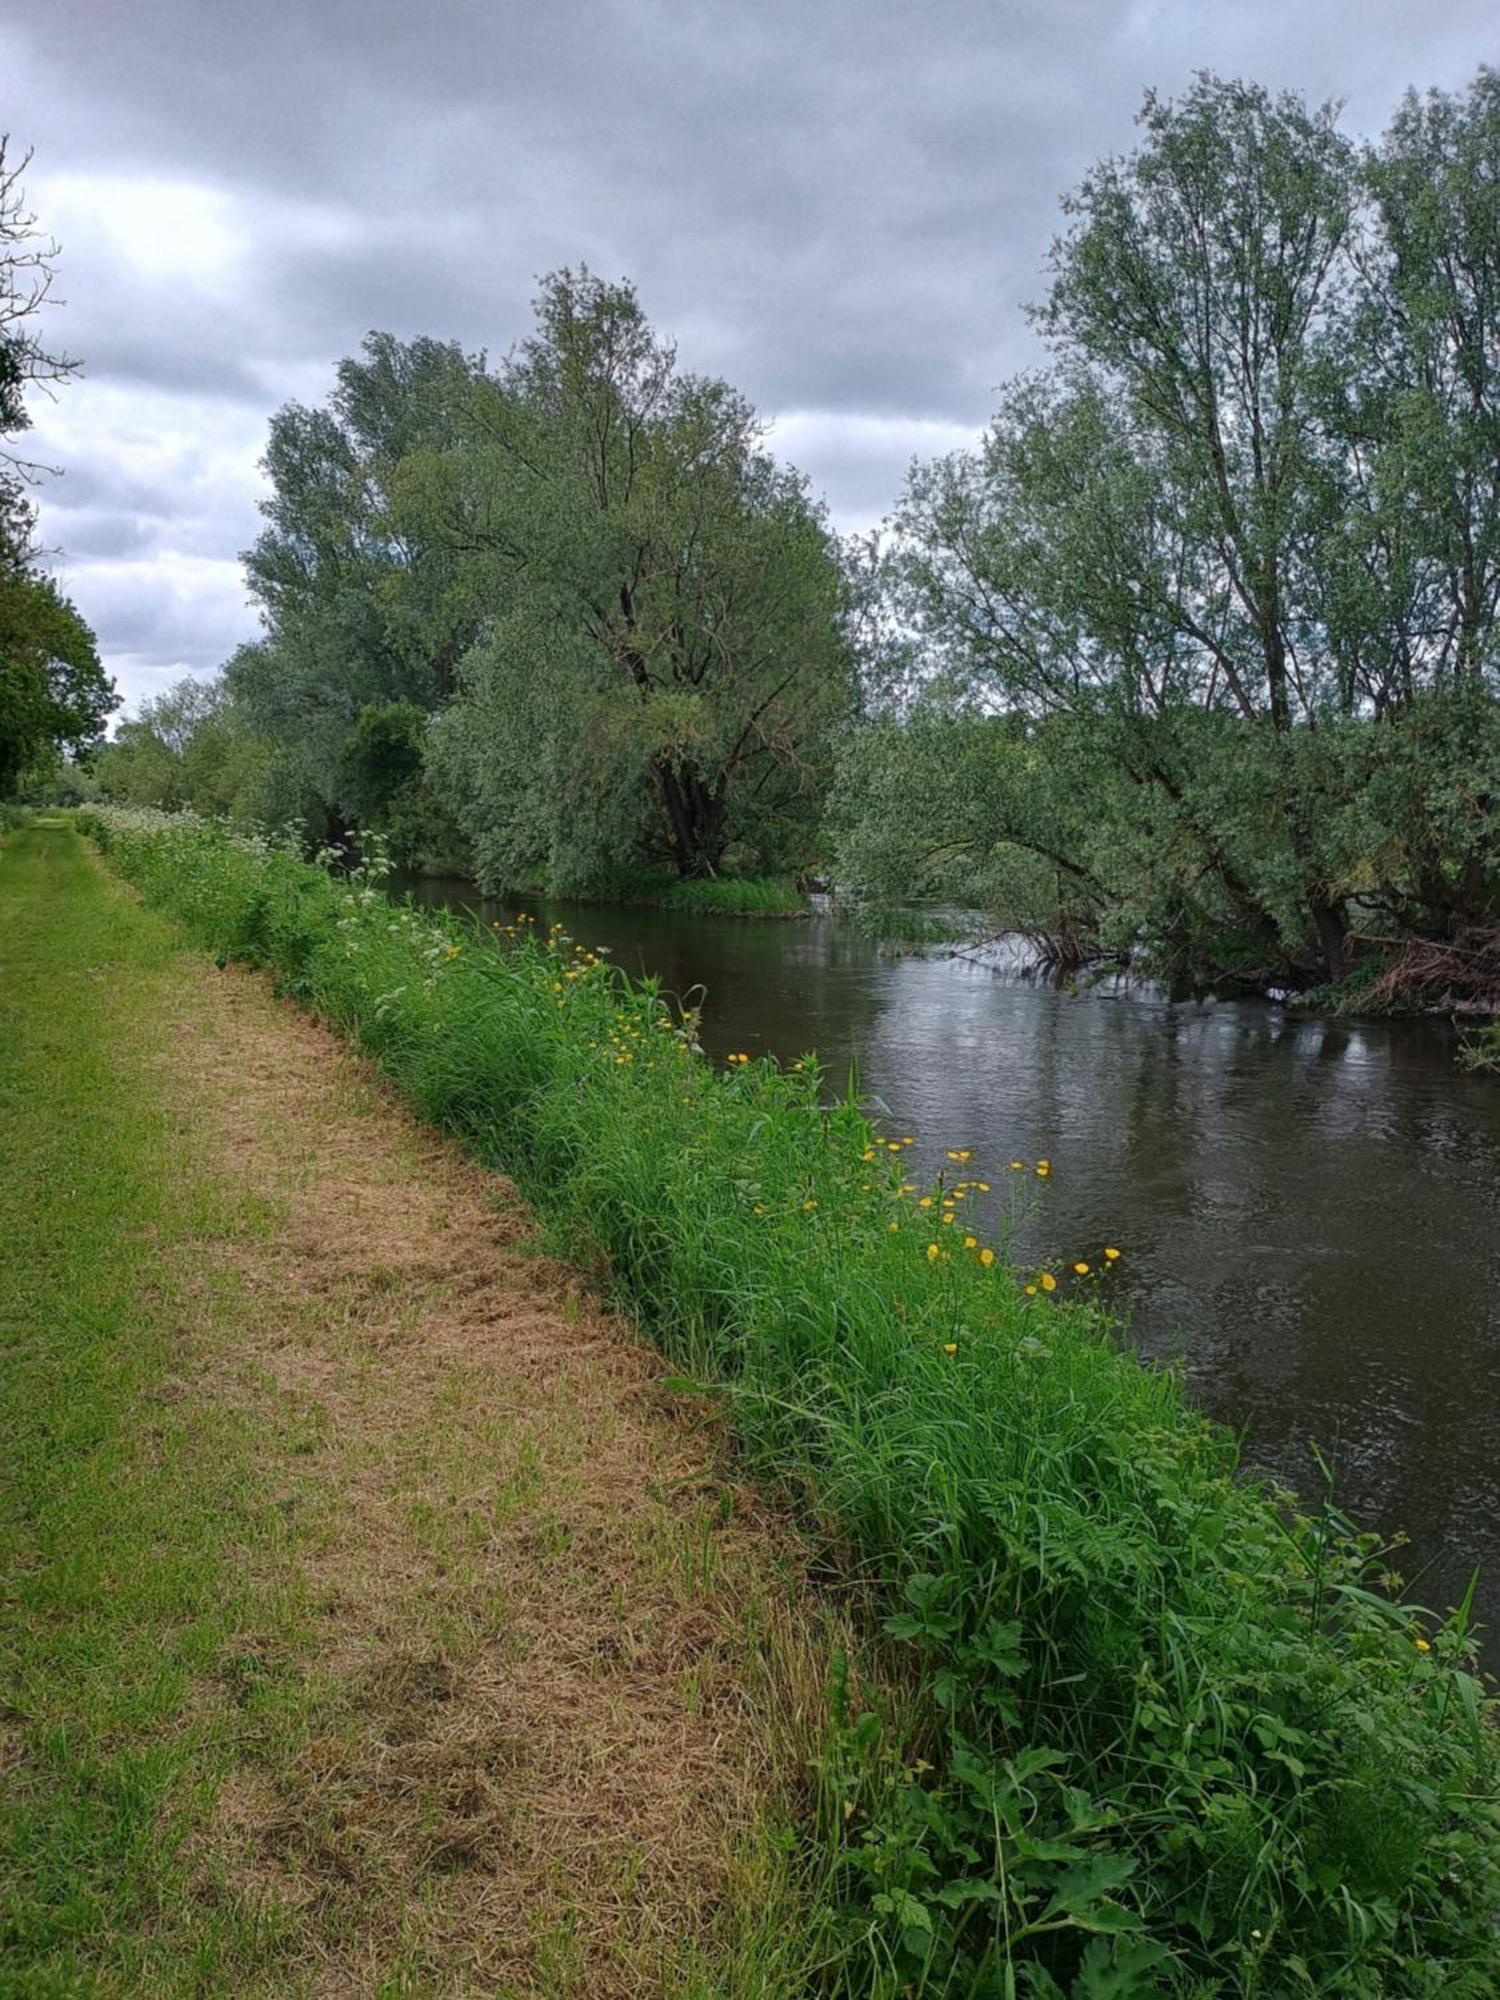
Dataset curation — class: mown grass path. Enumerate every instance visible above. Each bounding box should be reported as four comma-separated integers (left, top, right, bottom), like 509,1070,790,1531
0,822,823,1998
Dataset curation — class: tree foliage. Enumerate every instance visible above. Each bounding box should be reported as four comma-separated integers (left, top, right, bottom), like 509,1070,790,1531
416,269,855,886
0,138,113,793
183,276,852,887
848,71,1500,990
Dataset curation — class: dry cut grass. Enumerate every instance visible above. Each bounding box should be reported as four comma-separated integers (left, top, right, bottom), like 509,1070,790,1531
152,955,833,1997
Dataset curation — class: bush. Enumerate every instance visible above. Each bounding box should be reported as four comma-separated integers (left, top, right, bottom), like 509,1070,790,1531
81,805,1500,1998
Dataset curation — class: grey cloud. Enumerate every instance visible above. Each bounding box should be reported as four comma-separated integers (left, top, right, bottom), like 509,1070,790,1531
47,510,159,560
10,0,1500,713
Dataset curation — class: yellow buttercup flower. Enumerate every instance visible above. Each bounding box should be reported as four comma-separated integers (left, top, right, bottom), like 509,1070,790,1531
926,1243,940,1262
1040,1272,1057,1293
1024,1281,1037,1295
1073,1261,1090,1275
980,1247,996,1268
918,1196,933,1209
1414,1636,1432,1652
964,1235,977,1249
1009,1160,1025,1171
1036,1161,1051,1178
1104,1246,1121,1261
943,1342,958,1355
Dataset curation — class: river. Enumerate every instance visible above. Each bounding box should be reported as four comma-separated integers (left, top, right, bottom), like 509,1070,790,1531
400,877,1500,1653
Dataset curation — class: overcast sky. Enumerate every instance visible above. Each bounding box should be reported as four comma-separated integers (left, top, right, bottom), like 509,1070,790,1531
6,1,1497,716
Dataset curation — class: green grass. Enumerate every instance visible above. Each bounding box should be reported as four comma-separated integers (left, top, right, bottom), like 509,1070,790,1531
0,821,844,1996
850,903,977,949
583,867,809,917
1461,1021,1500,1071
0,821,318,1993
78,807,1500,2000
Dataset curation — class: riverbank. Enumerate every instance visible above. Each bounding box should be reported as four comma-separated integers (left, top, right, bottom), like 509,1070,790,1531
0,821,832,1995
72,805,1500,1997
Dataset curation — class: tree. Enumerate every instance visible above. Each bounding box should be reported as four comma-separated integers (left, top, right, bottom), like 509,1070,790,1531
230,333,484,829
0,137,114,789
0,565,112,792
416,269,854,886
872,72,1500,989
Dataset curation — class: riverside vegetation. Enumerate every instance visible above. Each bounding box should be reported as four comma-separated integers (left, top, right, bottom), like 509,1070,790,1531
66,71,1500,1017
78,803,1500,2000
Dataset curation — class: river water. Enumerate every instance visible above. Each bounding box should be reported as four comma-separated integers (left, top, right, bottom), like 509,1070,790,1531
401,878,1500,1651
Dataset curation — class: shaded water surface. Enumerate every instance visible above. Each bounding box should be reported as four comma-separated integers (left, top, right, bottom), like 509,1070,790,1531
402,877,1500,1648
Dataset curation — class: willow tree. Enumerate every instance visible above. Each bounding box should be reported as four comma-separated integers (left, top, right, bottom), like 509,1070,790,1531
876,72,1500,988
415,270,855,887
227,333,484,836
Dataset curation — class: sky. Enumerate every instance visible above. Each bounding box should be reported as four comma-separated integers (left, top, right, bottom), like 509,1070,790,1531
5,1,1497,718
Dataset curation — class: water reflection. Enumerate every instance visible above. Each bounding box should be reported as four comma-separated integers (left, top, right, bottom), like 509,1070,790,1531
398,877,1500,1651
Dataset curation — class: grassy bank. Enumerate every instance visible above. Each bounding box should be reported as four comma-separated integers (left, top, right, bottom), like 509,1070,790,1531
80,807,1500,1998
0,820,308,1989
1,821,833,1995
582,867,809,918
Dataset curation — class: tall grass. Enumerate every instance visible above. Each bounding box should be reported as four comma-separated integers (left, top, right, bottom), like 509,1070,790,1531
586,866,809,917
82,807,1500,2000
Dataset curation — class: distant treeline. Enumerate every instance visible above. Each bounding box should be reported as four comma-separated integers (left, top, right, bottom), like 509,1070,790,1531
93,70,1500,999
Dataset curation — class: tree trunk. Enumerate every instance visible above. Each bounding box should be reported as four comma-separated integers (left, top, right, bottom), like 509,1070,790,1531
654,756,727,878
1309,893,1348,984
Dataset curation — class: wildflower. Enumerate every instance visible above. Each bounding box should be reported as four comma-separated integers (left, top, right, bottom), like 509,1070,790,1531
979,1247,996,1268
1035,1161,1051,1178
1024,1282,1037,1296
901,1137,915,1147
941,1212,955,1226
1073,1261,1090,1275
926,1243,940,1262
887,1141,902,1152
443,944,462,962
803,1198,819,1211
917,1196,933,1209
753,1204,767,1215
1104,1245,1121,1261
1009,1160,1024,1171
946,1149,972,1163
862,1147,876,1162
888,1220,899,1232
964,1235,977,1249
792,1059,805,1071
1040,1272,1057,1293
974,1181,990,1191
1414,1636,1432,1653
943,1342,957,1355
